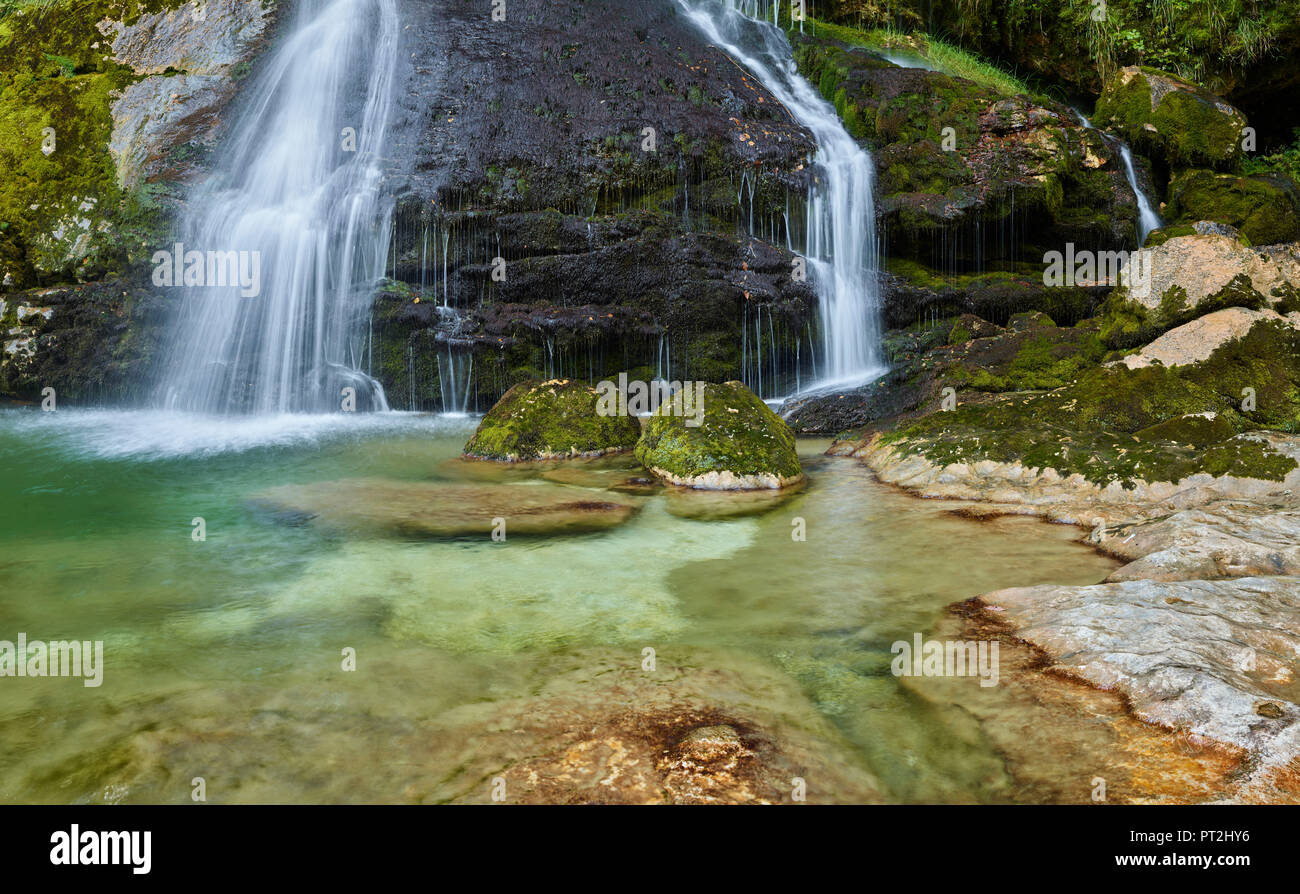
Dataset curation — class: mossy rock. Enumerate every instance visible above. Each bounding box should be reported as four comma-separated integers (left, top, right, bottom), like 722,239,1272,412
464,379,641,461
1167,169,1300,246
946,326,1107,393
881,319,1300,488
1093,67,1247,170
1098,271,1268,351
1143,224,1197,248
1134,413,1235,447
635,380,803,489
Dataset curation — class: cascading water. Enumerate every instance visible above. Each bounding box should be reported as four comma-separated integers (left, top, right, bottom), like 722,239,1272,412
156,0,399,414
1074,111,1162,248
1114,142,1162,246
675,0,885,391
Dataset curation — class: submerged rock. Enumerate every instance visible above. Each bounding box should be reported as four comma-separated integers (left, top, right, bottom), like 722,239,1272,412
41,647,881,804
663,481,804,520
981,577,1300,774
463,379,641,462
636,381,803,490
250,478,638,537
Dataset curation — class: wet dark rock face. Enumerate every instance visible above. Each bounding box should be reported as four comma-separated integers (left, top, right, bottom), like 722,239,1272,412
387,0,812,213
790,32,1135,267
0,280,170,405
374,0,820,409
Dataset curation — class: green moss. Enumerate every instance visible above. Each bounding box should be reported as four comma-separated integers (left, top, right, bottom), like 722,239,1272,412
950,329,1106,392
1167,169,1300,245
683,332,741,384
1144,224,1197,247
882,318,1300,486
1134,412,1234,446
1093,67,1246,169
0,0,184,284
634,380,802,485
464,379,642,461
1272,282,1300,315
1098,274,1266,350
800,20,1037,99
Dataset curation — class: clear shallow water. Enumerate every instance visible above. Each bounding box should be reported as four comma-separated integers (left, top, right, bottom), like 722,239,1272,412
0,410,1116,803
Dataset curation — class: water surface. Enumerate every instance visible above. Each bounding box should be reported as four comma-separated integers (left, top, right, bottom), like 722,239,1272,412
0,410,1116,803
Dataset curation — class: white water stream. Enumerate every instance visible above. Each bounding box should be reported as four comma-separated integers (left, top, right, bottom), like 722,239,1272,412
1073,110,1162,247
157,0,399,413
677,0,886,390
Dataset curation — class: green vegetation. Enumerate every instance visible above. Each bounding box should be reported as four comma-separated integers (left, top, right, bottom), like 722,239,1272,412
464,379,642,462
883,319,1300,487
823,0,1300,106
1243,129,1300,184
635,381,803,486
803,19,1036,98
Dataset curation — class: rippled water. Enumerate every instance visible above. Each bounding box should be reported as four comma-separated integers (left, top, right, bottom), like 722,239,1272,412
0,410,1116,803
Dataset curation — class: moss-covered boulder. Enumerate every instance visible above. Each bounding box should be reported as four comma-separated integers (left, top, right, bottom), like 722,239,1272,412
1167,169,1300,246
1101,233,1300,348
635,381,803,489
877,317,1300,490
463,379,641,462
1093,67,1248,170
789,28,1132,267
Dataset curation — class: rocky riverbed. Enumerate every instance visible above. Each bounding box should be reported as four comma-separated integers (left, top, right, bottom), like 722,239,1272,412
6,0,1300,806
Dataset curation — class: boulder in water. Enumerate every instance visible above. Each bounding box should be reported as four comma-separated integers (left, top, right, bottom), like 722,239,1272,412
464,379,641,462
251,478,638,537
636,380,803,490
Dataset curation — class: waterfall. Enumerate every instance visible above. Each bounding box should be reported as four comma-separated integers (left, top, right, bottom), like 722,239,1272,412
1114,142,1162,246
675,0,885,390
1074,110,1162,248
156,0,399,414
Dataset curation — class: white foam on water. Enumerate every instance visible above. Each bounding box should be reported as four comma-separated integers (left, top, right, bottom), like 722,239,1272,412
0,409,467,462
